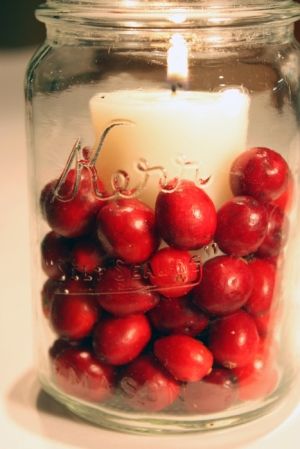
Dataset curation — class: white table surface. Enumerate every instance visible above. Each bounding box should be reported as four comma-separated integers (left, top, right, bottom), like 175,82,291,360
1,48,300,449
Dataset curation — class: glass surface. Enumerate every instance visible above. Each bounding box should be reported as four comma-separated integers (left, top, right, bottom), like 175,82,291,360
26,0,300,434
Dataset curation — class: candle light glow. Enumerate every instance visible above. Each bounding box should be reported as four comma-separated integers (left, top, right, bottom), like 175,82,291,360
89,31,250,207
167,33,189,88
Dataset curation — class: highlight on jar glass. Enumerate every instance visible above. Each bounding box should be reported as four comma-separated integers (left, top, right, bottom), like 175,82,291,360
26,0,300,434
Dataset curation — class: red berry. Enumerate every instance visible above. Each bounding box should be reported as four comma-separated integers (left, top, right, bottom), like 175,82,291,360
51,346,115,402
49,338,81,359
50,280,99,340
183,368,237,413
215,196,268,256
149,248,200,298
96,265,158,316
93,314,151,365
72,237,105,273
193,256,253,315
232,343,278,401
41,278,60,318
254,311,272,338
256,204,288,258
40,167,106,238
97,199,159,264
155,180,217,250
149,296,208,336
230,147,289,202
41,231,71,279
154,335,213,382
120,355,180,411
244,259,276,316
273,174,293,212
209,310,260,368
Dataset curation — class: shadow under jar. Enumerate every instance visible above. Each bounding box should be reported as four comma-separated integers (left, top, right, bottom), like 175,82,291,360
26,0,300,434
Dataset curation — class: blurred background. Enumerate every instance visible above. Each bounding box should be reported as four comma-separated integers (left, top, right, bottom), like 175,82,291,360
0,0,300,48
0,0,45,48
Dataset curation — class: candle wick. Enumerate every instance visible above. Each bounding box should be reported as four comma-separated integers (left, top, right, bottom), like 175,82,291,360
171,82,185,94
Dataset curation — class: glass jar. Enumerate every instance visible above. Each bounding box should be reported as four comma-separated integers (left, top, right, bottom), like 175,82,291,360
26,0,300,434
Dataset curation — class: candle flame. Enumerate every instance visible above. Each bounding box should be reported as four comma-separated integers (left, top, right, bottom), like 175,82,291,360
167,34,188,86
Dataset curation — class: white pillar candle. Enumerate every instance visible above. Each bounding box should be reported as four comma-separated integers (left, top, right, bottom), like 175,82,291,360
89,88,249,208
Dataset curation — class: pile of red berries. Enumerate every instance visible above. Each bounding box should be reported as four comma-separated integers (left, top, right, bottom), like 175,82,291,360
40,146,291,413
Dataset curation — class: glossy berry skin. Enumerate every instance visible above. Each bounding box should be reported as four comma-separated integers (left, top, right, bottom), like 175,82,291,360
244,259,276,316
254,311,272,338
230,147,289,202
149,248,200,298
215,196,268,256
97,198,159,264
149,296,208,337
50,280,99,340
183,368,237,413
193,256,253,315
40,167,106,238
209,310,260,369
96,265,158,316
155,180,217,250
41,278,60,318
273,175,293,212
71,237,105,273
120,355,180,411
49,338,81,359
256,204,287,258
93,314,151,365
51,346,115,402
154,335,213,382
41,231,71,279
232,343,278,401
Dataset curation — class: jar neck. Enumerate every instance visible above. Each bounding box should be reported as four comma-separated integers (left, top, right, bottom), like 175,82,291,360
37,0,300,46
44,24,295,51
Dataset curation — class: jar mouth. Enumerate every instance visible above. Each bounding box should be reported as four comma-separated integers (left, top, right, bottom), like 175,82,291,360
37,0,300,29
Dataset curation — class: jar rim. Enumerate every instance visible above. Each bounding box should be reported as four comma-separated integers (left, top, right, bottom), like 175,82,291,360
37,0,300,29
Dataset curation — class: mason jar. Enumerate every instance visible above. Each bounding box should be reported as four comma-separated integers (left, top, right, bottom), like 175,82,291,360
25,0,300,434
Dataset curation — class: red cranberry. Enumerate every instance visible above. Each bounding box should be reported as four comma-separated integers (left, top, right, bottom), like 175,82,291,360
154,335,213,382
256,204,288,258
149,248,200,298
273,174,293,211
254,311,273,338
96,265,158,316
232,343,278,401
51,346,115,402
41,278,60,318
71,237,105,273
155,180,217,250
50,280,99,340
97,198,159,264
215,196,268,256
41,232,71,279
183,368,237,413
149,296,208,336
40,167,106,238
244,259,276,316
120,355,180,411
49,338,81,359
93,314,151,365
230,147,289,202
193,256,253,315
209,310,260,368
